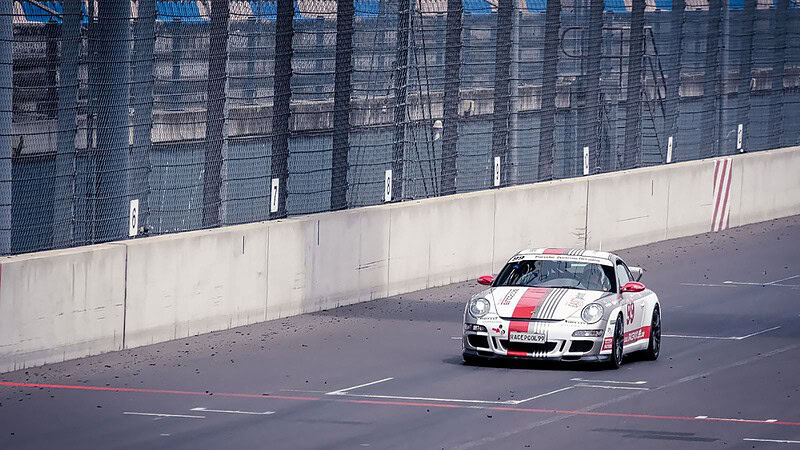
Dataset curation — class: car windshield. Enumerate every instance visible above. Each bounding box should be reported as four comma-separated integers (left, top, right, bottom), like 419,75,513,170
493,259,617,292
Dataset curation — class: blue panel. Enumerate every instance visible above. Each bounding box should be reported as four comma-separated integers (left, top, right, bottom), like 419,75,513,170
354,0,379,17
524,0,546,12
604,0,627,12
22,1,60,23
464,0,493,14
652,0,672,10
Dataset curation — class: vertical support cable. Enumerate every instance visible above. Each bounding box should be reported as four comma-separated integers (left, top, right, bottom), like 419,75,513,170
736,0,754,152
700,0,721,159
492,0,513,187
538,0,561,181
0,0,11,254
585,0,603,173
331,0,354,211
272,0,294,218
664,0,684,161
204,0,230,227
131,0,156,235
52,0,82,248
769,0,788,149
623,0,645,170
95,0,131,243
392,0,410,201
440,0,462,195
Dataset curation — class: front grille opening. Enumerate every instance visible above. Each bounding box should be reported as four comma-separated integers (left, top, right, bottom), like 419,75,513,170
569,340,594,353
500,341,557,354
467,335,490,349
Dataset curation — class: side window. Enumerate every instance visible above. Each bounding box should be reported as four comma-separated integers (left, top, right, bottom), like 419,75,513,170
616,262,631,291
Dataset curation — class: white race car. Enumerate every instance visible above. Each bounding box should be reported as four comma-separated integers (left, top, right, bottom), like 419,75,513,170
462,248,661,369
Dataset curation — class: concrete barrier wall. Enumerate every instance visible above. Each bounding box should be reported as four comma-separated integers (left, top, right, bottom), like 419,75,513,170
0,244,126,373
1,146,798,371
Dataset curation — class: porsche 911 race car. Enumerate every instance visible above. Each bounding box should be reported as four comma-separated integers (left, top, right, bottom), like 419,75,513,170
462,248,661,369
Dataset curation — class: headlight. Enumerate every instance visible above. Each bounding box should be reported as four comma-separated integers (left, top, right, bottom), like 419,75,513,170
468,298,491,318
581,303,604,324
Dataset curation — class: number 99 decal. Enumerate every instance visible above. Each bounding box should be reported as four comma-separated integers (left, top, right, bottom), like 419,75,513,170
626,302,635,326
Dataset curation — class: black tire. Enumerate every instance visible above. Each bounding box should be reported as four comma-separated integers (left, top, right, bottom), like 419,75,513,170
644,305,661,361
463,353,485,366
607,315,624,370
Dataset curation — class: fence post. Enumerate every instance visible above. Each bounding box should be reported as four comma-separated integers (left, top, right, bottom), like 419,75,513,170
735,0,754,154
131,0,156,234
492,0,513,187
392,0,410,201
204,0,230,226
331,0,354,211
440,0,462,195
623,0,645,170
95,0,132,243
700,0,721,159
537,0,561,181
0,0,12,254
664,0,684,163
271,0,294,218
769,0,788,149
53,0,83,248
584,0,603,174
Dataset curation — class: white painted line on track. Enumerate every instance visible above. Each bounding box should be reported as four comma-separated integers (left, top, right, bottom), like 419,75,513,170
570,378,647,385
325,392,518,405
281,389,326,393
723,280,800,288
191,407,275,416
663,334,737,340
696,416,780,424
735,326,781,340
664,326,780,341
451,336,462,340
325,377,394,396
574,384,649,391
124,412,205,419
743,438,800,444
765,274,800,285
511,386,575,404
680,283,737,288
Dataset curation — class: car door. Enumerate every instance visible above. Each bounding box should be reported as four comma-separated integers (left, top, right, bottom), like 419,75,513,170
616,260,645,345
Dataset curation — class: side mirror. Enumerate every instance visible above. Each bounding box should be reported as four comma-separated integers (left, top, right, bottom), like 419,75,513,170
622,281,646,293
477,275,494,286
629,266,643,282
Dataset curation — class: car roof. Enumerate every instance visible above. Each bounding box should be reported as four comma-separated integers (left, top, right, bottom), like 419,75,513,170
513,248,618,264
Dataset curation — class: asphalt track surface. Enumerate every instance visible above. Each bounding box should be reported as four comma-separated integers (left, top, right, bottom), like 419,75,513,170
1,216,800,450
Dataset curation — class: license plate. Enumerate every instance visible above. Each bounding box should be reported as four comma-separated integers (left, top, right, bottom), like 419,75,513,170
509,332,546,343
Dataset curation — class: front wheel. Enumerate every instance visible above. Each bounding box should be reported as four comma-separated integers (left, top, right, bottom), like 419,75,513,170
606,315,624,370
644,305,661,361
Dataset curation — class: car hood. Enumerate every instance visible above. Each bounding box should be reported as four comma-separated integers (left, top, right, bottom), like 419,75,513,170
486,286,612,321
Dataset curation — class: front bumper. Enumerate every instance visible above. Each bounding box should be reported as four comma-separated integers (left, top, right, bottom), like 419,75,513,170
462,317,614,362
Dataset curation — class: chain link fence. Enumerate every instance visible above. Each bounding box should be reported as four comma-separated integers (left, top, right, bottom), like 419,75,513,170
1,0,799,254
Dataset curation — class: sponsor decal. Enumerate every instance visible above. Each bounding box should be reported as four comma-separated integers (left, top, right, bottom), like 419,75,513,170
711,158,733,232
567,292,585,308
500,288,519,306
623,326,652,345
602,337,613,351
491,326,506,335
509,255,525,263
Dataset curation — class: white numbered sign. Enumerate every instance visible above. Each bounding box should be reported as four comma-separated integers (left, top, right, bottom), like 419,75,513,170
129,199,139,237
493,156,501,187
667,136,673,163
384,169,392,202
270,178,280,213
583,146,590,175
737,124,743,152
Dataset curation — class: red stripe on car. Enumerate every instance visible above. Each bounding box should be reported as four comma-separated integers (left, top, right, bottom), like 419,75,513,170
623,326,652,345
507,351,527,357
508,288,549,332
543,248,566,255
